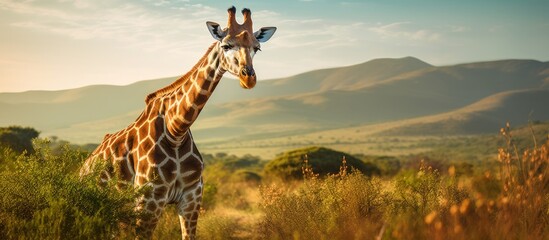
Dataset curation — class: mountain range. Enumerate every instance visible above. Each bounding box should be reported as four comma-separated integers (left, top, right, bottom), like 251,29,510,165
1,57,548,148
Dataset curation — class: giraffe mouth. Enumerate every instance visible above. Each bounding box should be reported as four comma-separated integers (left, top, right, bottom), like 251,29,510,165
238,65,256,89
239,77,256,89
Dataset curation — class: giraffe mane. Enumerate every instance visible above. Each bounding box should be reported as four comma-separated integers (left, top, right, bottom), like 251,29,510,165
145,42,218,104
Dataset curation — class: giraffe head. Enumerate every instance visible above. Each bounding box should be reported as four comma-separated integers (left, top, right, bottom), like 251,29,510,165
206,6,276,89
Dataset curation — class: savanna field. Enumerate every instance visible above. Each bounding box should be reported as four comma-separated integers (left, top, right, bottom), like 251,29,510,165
0,122,547,239
2,1,549,239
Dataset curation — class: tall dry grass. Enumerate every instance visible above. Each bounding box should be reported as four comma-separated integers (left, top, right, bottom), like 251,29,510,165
257,123,548,240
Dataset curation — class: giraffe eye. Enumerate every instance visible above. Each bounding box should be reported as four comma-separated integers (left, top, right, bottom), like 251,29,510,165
221,44,233,51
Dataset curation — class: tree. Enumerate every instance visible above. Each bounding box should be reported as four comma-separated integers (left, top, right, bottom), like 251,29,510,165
265,146,381,180
0,126,40,154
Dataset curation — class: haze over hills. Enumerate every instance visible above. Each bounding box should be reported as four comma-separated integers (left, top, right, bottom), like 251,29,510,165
0,57,547,149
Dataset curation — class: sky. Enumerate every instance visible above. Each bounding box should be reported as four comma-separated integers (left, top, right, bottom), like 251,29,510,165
0,0,548,93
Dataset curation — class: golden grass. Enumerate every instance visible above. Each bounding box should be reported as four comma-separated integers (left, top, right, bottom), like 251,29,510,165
146,123,549,239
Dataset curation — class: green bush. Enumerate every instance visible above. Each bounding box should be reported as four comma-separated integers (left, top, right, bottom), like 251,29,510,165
0,139,142,239
264,146,381,180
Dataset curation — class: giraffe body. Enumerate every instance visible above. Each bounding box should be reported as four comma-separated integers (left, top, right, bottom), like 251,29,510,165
80,6,276,240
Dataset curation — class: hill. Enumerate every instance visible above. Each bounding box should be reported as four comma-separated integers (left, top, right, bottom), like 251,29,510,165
376,88,549,136
0,57,547,150
191,59,548,143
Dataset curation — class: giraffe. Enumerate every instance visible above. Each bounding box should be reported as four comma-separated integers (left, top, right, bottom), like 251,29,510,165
80,6,276,239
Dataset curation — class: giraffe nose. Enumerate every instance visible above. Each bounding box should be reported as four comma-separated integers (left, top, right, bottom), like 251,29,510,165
241,66,255,77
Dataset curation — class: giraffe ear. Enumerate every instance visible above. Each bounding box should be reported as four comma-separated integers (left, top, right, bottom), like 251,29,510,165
254,27,277,43
206,21,227,41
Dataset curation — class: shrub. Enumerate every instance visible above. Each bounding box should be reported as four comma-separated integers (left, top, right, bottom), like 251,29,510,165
0,139,142,239
0,126,39,154
264,146,380,180
258,161,387,239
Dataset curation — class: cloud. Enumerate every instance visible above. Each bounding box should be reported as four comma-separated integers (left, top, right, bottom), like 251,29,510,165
254,13,366,51
0,0,82,20
450,25,469,33
0,0,224,52
369,22,441,42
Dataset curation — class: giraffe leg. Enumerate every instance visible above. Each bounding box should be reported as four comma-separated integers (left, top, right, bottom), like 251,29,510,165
177,179,203,240
135,197,163,240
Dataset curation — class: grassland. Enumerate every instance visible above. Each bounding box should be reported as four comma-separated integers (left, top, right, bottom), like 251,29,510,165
0,122,547,239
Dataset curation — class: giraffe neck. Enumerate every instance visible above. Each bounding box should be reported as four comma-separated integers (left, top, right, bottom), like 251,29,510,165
152,42,225,141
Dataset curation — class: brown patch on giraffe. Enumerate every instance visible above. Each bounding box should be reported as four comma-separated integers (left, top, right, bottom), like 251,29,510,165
184,201,195,212
183,107,196,123
194,92,209,108
159,159,177,183
195,187,202,196
154,116,164,134
117,159,133,182
148,147,167,165
180,157,202,181
201,77,212,90
138,124,150,140
158,137,175,152
127,127,138,143
139,137,154,155
154,185,168,199
111,137,126,157
148,121,159,139
102,145,112,157
207,68,216,79
146,201,157,212
185,193,194,202
177,140,193,157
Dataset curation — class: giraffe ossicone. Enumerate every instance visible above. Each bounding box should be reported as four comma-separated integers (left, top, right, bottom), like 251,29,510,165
80,6,276,240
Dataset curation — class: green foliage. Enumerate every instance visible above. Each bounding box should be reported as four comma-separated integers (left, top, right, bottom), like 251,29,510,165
0,126,39,154
0,147,20,172
0,139,142,239
264,146,381,180
202,182,218,210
